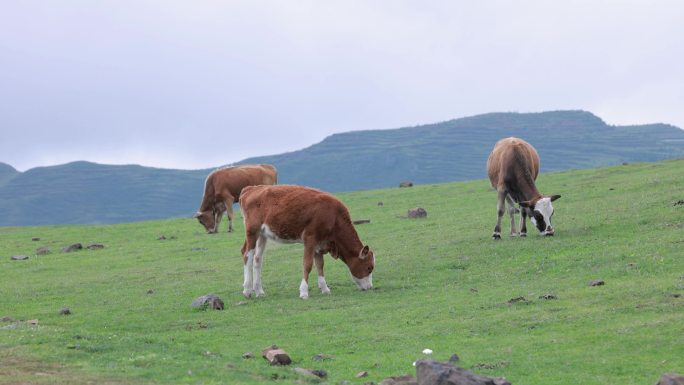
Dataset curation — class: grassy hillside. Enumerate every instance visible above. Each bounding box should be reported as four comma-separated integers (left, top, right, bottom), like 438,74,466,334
1,159,682,385
1,110,683,226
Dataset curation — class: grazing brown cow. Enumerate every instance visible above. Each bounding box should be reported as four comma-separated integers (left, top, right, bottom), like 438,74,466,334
194,164,277,233
487,137,561,239
239,185,375,299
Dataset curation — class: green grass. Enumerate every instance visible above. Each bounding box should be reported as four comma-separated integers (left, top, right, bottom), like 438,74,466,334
1,159,683,384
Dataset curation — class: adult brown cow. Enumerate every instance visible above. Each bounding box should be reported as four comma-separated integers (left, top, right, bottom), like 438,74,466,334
487,137,561,239
194,164,277,233
239,185,375,299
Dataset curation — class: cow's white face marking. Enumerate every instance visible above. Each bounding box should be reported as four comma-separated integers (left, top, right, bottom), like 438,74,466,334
352,273,373,290
531,197,555,235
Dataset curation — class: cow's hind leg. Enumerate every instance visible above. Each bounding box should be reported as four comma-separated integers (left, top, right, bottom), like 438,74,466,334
225,201,234,233
299,240,315,299
492,190,507,240
252,234,267,297
242,224,259,298
314,252,331,295
506,195,519,236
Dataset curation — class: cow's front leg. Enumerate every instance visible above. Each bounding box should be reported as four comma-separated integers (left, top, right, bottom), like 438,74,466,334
520,208,528,237
492,191,507,240
252,235,267,297
314,252,331,295
300,243,315,299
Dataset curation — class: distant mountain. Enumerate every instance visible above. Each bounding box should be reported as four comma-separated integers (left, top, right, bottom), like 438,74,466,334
0,162,208,226
1,110,683,226
239,110,684,191
0,162,18,186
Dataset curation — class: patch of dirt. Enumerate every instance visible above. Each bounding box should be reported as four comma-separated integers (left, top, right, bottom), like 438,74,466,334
0,350,131,385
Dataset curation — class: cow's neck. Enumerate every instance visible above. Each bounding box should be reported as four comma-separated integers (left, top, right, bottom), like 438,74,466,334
334,217,363,263
510,169,542,204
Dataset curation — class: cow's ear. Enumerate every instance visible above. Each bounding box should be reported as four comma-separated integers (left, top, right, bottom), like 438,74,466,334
359,245,370,260
192,212,201,218
550,194,561,202
519,200,533,208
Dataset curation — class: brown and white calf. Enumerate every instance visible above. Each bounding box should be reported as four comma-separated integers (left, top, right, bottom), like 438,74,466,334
486,137,561,239
194,164,277,233
239,185,375,299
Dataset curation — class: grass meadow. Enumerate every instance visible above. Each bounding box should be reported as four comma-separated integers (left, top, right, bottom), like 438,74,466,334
1,159,683,384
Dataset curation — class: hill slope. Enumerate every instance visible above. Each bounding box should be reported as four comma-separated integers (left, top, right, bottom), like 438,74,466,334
1,110,683,226
1,159,683,384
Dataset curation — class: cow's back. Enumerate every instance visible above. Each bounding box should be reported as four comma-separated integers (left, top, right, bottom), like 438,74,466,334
211,164,277,203
487,137,540,190
240,185,344,240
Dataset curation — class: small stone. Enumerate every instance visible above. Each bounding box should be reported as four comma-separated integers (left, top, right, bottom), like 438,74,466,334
31,237,40,241
377,202,384,206
422,348,433,354
86,243,105,250
242,352,254,359
1,316,13,322
26,319,39,326
539,294,557,300
589,279,605,287
236,301,247,306
294,367,327,379
262,345,292,365
357,371,369,378
449,354,460,363
191,247,208,251
353,219,371,225
59,307,71,315
147,289,155,294
62,243,82,253
157,235,167,240
11,255,29,260
399,181,413,188
191,294,224,310
407,208,427,218
673,200,684,206
312,354,334,361
507,296,529,304
36,247,50,255
671,293,682,298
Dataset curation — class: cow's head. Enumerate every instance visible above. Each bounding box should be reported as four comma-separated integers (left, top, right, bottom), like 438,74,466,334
347,245,375,290
193,210,217,233
520,195,561,236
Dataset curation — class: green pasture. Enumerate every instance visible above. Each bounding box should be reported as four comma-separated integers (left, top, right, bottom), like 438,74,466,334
1,159,683,384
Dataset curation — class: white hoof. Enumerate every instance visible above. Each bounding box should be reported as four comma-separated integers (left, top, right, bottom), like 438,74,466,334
255,290,266,298
299,293,309,299
320,287,331,295
242,289,253,298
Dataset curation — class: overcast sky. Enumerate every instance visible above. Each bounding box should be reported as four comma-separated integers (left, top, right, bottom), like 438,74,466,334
1,1,683,172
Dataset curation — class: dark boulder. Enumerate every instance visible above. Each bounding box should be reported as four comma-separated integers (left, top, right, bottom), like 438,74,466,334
62,243,82,253
415,359,511,385
191,294,224,310
408,208,427,218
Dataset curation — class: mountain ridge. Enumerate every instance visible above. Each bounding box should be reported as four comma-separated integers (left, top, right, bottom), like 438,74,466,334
1,110,683,226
